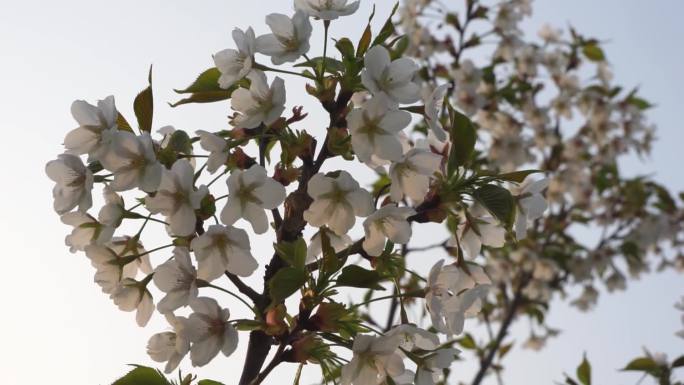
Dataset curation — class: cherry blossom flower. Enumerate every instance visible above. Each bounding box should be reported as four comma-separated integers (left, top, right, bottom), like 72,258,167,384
306,229,352,263
45,153,93,214
85,245,137,294
425,260,491,336
387,324,439,351
294,0,360,20
416,348,460,385
389,147,442,203
63,96,118,161
100,131,162,192
108,236,153,275
230,71,286,129
340,334,405,385
256,11,312,65
347,95,411,163
110,278,154,327
196,130,228,174
97,187,125,228
61,212,113,253
145,159,208,236
191,225,258,282
303,171,374,236
424,84,450,141
147,313,190,373
214,27,256,89
153,247,199,313
220,164,286,234
450,206,506,259
361,45,420,106
362,204,415,256
513,177,549,239
186,297,239,367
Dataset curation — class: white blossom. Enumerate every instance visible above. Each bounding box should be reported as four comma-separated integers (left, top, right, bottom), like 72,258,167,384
63,96,118,160
110,278,154,327
362,204,415,256
340,334,405,385
214,27,256,89
196,130,229,174
147,314,190,374
153,247,199,313
513,177,549,239
230,70,286,129
347,95,411,163
45,153,93,214
85,245,137,294
256,11,312,65
424,84,450,141
389,147,442,203
450,206,506,259
191,225,258,282
307,229,352,263
98,187,125,227
416,348,460,385
100,131,162,192
303,171,374,236
186,297,239,367
361,45,420,105
108,236,153,275
425,260,491,336
61,212,113,253
295,0,360,20
145,159,207,236
220,164,286,234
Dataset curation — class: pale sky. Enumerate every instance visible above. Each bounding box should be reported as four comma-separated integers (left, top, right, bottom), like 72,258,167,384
0,1,682,384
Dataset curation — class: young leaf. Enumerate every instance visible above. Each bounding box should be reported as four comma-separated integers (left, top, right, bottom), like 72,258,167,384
336,265,385,290
112,365,171,385
133,67,154,133
269,267,307,304
447,107,477,172
275,237,307,269
371,2,399,47
495,170,542,183
171,68,240,107
582,43,605,62
576,354,591,385
294,57,345,74
622,357,659,372
198,381,225,385
472,184,515,226
116,112,134,133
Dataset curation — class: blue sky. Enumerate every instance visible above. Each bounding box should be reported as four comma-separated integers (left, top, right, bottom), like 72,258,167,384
0,1,681,384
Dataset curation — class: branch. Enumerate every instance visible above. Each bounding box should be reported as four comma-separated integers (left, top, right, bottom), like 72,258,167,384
471,275,530,385
226,272,261,303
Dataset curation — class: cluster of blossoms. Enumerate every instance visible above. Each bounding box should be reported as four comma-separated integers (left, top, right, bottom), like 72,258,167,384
398,0,684,380
46,1,683,385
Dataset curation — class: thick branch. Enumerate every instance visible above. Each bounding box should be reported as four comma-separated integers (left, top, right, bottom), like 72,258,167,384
226,272,261,303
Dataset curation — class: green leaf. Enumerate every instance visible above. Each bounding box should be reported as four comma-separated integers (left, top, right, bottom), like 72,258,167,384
371,2,399,47
294,56,345,74
495,170,542,183
168,130,192,154
268,267,307,304
321,229,344,275
582,43,605,62
576,354,591,385
622,357,660,372
335,38,356,60
671,355,684,368
171,68,240,107
472,184,515,227
112,365,171,385
356,5,375,58
447,107,477,171
457,333,477,349
133,67,154,133
116,112,134,133
275,238,307,269
198,380,225,385
627,95,653,110
336,265,385,290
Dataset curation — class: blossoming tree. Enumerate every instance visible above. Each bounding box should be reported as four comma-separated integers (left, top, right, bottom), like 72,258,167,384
46,0,684,384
